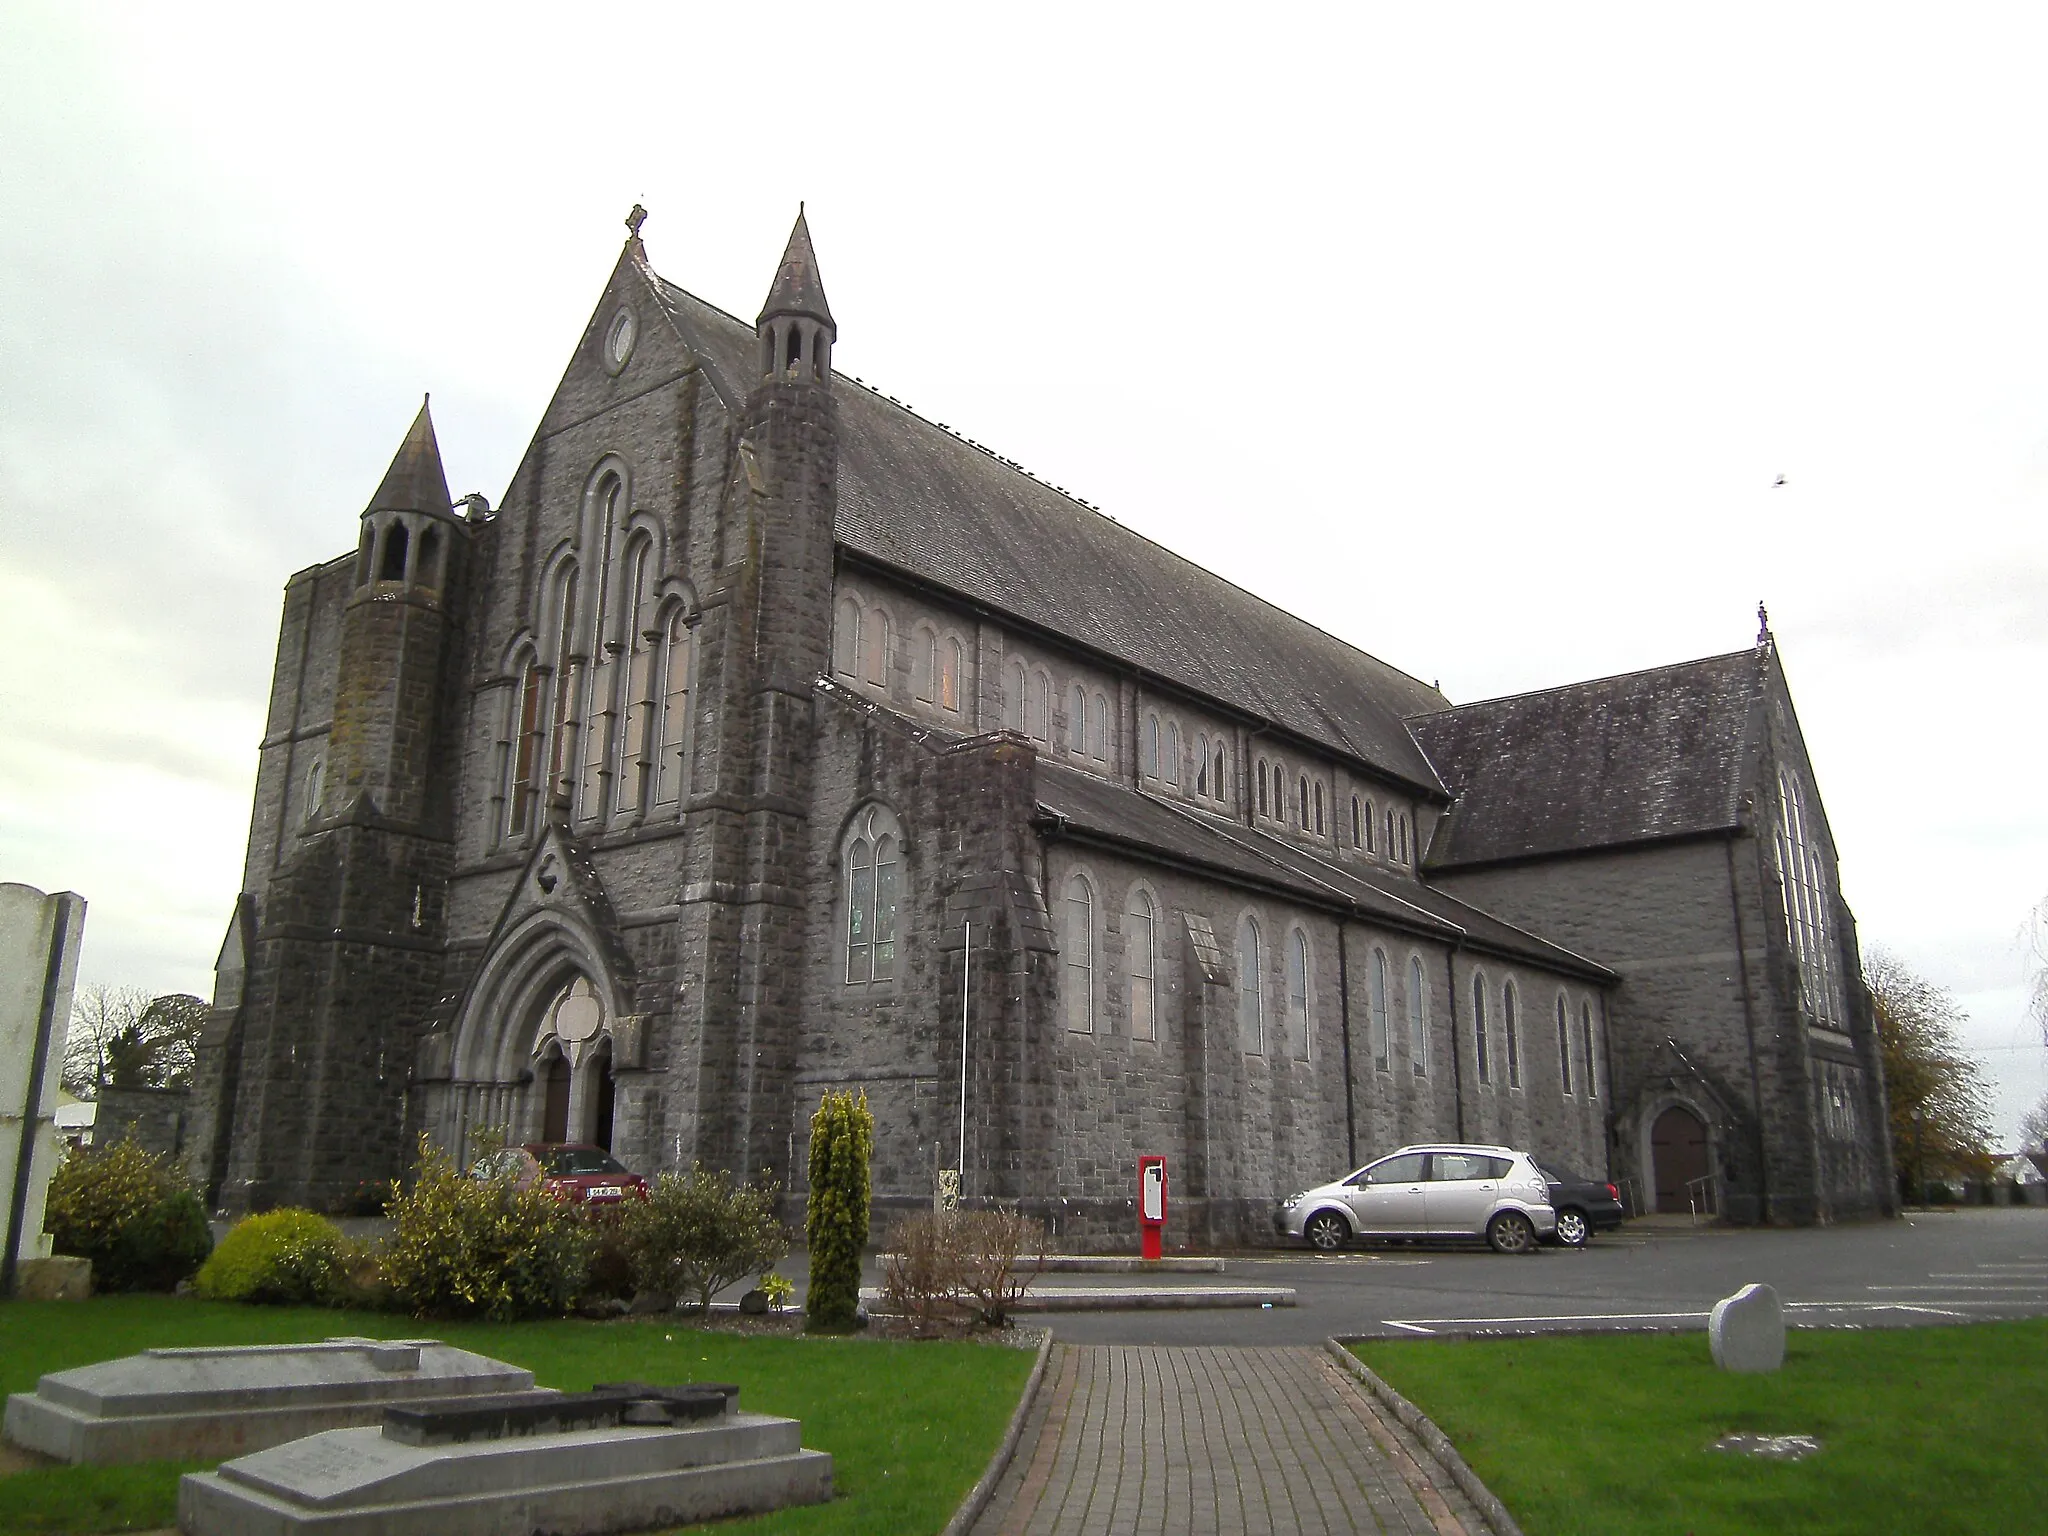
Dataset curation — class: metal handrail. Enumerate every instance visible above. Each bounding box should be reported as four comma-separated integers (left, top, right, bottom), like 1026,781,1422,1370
1686,1173,1719,1223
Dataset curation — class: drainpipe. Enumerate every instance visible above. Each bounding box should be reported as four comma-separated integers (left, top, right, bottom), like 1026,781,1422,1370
1445,942,1466,1143
1337,920,1357,1166
1726,835,1773,1224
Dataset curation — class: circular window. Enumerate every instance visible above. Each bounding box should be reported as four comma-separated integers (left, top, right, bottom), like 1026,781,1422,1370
603,308,637,374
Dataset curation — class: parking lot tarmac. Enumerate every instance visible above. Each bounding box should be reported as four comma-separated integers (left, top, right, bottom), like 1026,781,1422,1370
1040,1207,2048,1346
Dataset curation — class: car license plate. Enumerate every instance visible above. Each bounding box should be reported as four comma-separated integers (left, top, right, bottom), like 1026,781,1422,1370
590,1185,622,1199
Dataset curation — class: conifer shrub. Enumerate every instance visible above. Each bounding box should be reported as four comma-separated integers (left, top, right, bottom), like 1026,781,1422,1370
619,1166,788,1313
379,1136,590,1320
193,1209,348,1304
804,1089,872,1332
43,1139,212,1292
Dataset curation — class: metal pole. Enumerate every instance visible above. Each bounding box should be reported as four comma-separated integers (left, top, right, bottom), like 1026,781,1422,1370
958,921,971,1191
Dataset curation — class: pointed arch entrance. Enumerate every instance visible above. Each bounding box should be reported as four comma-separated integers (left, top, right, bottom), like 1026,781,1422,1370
1651,1103,1711,1214
430,913,630,1159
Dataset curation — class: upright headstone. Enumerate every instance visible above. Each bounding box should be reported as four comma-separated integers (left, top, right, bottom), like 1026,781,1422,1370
0,883,86,1297
1709,1281,1785,1372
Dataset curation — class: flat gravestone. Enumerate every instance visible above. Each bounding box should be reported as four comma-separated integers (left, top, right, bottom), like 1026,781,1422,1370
180,1383,833,1536
1709,1282,1785,1373
3,1338,536,1464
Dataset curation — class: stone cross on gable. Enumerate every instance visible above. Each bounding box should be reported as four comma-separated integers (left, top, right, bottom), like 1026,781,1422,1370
626,204,648,239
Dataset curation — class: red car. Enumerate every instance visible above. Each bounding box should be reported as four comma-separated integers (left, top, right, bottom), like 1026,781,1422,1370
469,1143,648,1205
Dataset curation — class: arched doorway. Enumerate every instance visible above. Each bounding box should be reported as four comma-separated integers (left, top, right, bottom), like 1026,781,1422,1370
1651,1104,1710,1213
541,1052,571,1143
592,1044,616,1152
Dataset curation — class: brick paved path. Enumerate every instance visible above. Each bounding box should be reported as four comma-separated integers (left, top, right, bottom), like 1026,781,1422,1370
972,1345,1498,1536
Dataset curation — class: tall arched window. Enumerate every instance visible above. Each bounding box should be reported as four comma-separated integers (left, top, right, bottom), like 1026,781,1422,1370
1195,733,1210,795
1580,1001,1598,1099
1364,800,1377,854
652,609,691,807
1087,693,1109,760
303,758,325,823
1298,774,1310,829
1313,782,1325,835
1068,684,1089,757
1163,721,1181,787
545,565,582,808
1472,971,1491,1085
1212,744,1227,799
863,607,891,687
940,636,963,712
1384,807,1395,858
1351,795,1362,847
1237,916,1263,1054
1503,980,1522,1088
1369,948,1391,1071
1003,659,1026,732
1286,929,1311,1061
1556,993,1574,1094
1064,873,1095,1032
1125,888,1156,1042
834,597,861,677
1029,670,1052,744
1774,767,1846,1030
1143,714,1160,777
507,647,544,837
1407,955,1429,1076
912,624,939,703
1256,760,1270,816
613,538,657,816
1399,811,1412,864
843,805,903,985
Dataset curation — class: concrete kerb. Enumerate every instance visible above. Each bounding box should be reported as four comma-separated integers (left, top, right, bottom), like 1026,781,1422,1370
1323,1337,1526,1536
938,1328,1054,1536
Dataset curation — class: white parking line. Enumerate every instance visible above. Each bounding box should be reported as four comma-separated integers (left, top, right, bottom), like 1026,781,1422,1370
1382,1320,1437,1334
1378,1300,1993,1330
1864,1283,2048,1292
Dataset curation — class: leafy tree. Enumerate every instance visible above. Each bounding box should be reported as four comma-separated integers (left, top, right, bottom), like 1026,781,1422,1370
1868,949,1994,1195
805,1089,872,1332
2019,1093,2048,1157
61,985,206,1097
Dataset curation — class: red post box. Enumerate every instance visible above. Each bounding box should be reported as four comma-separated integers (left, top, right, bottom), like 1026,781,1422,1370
1138,1156,1167,1261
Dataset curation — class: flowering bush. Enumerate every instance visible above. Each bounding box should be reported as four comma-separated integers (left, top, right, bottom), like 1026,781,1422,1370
379,1136,589,1320
194,1209,348,1304
43,1139,212,1292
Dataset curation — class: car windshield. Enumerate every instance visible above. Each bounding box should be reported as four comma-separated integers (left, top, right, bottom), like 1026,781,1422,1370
1537,1162,1583,1184
534,1147,627,1175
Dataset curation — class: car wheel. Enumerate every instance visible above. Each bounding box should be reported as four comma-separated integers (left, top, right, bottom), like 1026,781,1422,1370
1487,1210,1537,1255
1554,1208,1590,1247
1304,1211,1351,1252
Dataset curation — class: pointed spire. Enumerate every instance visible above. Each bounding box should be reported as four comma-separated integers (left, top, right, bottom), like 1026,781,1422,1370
365,397,454,520
756,206,835,333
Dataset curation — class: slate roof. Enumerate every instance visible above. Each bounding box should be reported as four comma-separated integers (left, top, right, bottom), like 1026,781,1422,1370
1033,760,1611,979
641,260,1449,793
757,211,835,330
1407,650,1770,871
365,399,453,520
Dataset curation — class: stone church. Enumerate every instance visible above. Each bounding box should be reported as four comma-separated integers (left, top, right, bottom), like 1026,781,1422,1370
187,211,1895,1238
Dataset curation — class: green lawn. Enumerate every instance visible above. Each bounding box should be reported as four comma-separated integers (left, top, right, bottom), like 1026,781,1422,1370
1352,1320,2048,1536
0,1298,1035,1535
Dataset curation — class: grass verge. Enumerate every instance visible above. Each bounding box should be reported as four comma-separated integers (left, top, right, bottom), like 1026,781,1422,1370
0,1296,1035,1535
1352,1319,2048,1536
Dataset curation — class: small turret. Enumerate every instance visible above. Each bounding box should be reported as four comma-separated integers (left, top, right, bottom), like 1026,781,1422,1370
353,398,461,594
756,207,835,385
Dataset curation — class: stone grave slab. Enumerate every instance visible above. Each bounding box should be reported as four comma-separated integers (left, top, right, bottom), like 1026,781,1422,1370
3,1337,536,1464
1709,1282,1786,1372
179,1384,833,1536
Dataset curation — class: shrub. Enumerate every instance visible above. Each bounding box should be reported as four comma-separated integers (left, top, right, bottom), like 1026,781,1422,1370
757,1271,796,1311
805,1089,872,1332
954,1207,1047,1327
620,1166,788,1314
880,1212,969,1335
194,1209,347,1304
578,1206,637,1308
379,1136,590,1320
43,1139,212,1292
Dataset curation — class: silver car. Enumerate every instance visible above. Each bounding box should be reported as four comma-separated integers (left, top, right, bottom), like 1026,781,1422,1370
1276,1144,1557,1254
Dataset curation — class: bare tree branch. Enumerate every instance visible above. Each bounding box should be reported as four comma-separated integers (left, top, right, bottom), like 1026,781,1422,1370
60,984,206,1099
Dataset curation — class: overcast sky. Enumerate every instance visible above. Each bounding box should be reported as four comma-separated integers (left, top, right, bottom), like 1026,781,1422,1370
4,3,2044,1139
